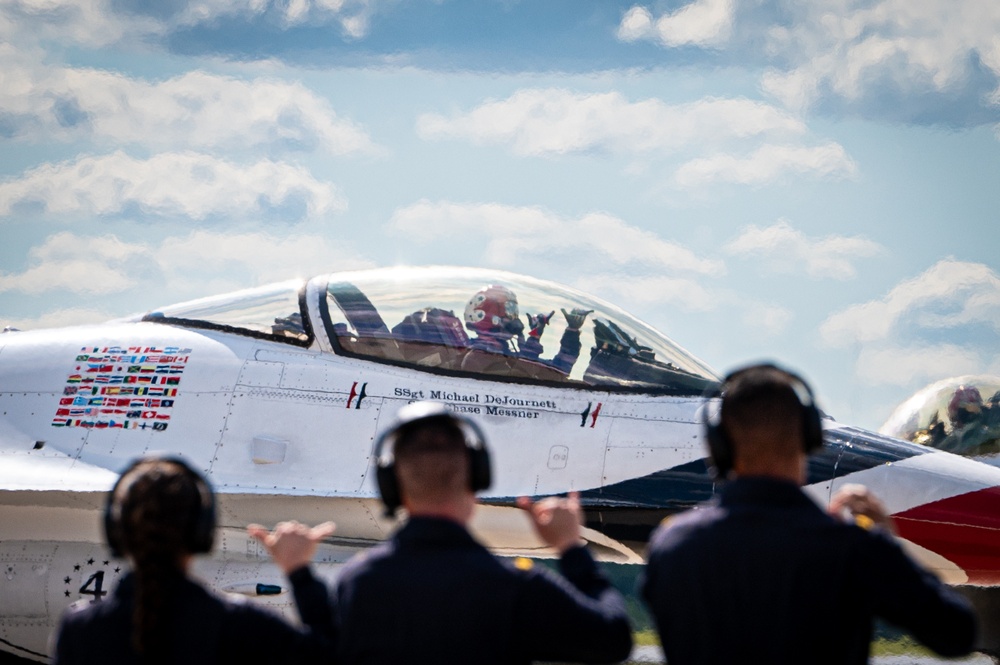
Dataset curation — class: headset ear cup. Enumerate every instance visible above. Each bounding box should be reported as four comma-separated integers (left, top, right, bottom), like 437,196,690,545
784,368,824,455
802,403,824,454
704,417,733,479
189,479,216,554
103,456,140,559
376,462,401,516
462,417,492,492
469,446,492,492
103,499,124,558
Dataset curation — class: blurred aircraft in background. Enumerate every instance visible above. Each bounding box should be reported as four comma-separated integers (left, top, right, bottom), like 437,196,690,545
881,375,1000,465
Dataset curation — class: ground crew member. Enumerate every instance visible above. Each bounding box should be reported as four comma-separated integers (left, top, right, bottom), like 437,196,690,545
641,362,977,665
252,400,633,665
53,455,335,665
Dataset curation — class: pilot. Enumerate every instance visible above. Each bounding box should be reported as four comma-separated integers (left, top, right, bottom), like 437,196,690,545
640,363,976,665
52,455,335,665
252,401,633,665
938,384,1000,455
462,284,593,377
949,385,986,428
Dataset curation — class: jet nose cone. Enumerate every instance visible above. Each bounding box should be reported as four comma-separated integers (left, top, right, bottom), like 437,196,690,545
894,485,1000,585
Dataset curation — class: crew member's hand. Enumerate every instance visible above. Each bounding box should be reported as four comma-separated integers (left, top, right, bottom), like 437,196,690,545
247,520,336,573
561,308,593,331
517,492,585,554
829,484,895,534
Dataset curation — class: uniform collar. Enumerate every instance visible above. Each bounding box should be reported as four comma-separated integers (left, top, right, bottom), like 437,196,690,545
718,476,819,511
112,568,199,601
395,516,480,548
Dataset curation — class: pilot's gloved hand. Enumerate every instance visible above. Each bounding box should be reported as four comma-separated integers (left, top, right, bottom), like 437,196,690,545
562,308,594,331
528,311,555,339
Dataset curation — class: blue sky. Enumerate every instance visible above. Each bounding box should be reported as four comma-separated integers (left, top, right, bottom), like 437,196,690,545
2,0,999,431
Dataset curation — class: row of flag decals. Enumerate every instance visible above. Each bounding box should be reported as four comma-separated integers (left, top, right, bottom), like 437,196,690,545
51,346,192,431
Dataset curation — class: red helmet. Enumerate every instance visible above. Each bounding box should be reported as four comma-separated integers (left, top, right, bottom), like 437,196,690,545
948,385,983,425
464,285,519,335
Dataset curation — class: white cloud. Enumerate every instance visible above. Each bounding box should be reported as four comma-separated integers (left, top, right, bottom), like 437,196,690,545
3,307,118,331
155,230,375,289
616,6,654,42
0,62,375,155
724,220,884,279
854,344,984,387
0,151,345,220
0,233,151,295
739,301,794,336
821,259,1000,347
618,0,735,48
574,273,717,312
0,230,375,298
172,0,376,38
0,0,155,48
815,260,1000,405
573,273,793,334
675,143,857,186
418,89,806,157
618,2,1000,122
389,200,724,276
760,1,1000,113
0,0,376,49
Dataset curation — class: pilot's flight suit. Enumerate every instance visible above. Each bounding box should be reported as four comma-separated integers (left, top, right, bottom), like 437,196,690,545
53,570,332,665
293,516,632,665
641,477,977,665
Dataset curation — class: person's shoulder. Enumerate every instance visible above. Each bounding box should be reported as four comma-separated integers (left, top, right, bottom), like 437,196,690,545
55,594,124,647
59,598,103,626
336,539,398,583
649,506,720,547
499,555,547,580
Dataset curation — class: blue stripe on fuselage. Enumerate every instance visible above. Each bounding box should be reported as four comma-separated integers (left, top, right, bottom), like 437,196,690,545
578,424,931,512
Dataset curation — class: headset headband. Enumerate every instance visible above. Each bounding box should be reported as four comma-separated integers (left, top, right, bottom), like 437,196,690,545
103,454,216,558
374,401,492,517
702,362,824,479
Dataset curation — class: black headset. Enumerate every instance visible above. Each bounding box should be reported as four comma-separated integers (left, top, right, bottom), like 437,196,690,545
104,455,216,558
702,363,824,479
374,401,492,517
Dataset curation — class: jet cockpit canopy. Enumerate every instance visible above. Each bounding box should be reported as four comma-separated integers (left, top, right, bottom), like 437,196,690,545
881,375,1000,458
139,266,719,394
318,267,718,394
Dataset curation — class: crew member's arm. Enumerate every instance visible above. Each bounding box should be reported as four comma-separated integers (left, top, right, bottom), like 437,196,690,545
551,308,593,374
50,606,85,665
248,521,339,643
514,493,633,663
831,485,977,656
867,531,976,656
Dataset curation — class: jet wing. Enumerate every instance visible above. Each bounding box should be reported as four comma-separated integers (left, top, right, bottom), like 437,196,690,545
0,446,114,551
0,451,117,493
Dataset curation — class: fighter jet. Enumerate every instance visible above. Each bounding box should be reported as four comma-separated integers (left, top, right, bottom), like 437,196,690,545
3,266,1000,661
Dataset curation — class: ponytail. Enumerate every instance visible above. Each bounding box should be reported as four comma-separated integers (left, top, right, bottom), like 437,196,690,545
110,460,208,664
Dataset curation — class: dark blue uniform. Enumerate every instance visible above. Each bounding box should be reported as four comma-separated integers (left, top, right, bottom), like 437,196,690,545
53,570,332,665
295,516,632,665
641,477,977,665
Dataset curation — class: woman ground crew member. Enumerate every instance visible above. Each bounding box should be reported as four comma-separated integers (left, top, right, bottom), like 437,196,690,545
52,455,334,665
